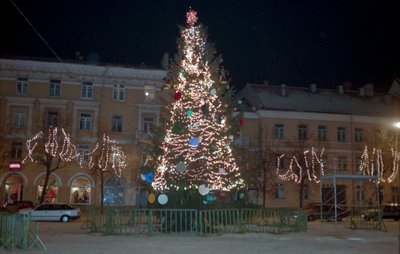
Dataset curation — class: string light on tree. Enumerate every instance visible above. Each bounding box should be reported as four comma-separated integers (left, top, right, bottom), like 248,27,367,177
276,147,326,183
358,145,399,183
150,9,244,194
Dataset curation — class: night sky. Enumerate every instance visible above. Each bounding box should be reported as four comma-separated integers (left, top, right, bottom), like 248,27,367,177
1,0,398,92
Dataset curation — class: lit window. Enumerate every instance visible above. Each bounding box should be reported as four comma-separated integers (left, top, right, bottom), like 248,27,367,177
79,113,92,130
49,79,61,96
274,124,284,139
81,82,93,99
112,115,123,132
16,77,28,95
113,84,125,101
71,177,92,204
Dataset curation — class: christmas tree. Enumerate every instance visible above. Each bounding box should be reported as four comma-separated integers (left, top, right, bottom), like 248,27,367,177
150,9,244,202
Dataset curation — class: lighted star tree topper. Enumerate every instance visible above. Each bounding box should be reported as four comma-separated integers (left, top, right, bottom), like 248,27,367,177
151,9,244,194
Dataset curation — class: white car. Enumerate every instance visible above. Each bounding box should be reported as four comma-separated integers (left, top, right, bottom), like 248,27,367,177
20,203,81,222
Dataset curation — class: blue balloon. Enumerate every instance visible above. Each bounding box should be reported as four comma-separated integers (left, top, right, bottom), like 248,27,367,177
145,172,154,183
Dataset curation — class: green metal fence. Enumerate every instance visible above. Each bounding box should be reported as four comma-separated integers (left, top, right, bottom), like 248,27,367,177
0,212,46,250
86,207,307,236
348,207,387,232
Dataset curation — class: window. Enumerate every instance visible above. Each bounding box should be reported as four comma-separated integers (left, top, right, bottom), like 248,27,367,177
354,128,363,143
112,115,123,132
104,177,125,205
16,77,28,95
49,79,61,96
337,127,346,142
79,113,92,131
274,124,284,139
143,117,154,133
336,156,348,171
77,144,90,164
37,177,58,203
81,82,93,99
144,84,155,102
318,125,327,141
47,111,59,127
71,177,92,204
13,108,26,128
298,124,307,140
356,185,365,203
355,154,362,170
113,84,125,101
275,183,285,199
11,142,23,159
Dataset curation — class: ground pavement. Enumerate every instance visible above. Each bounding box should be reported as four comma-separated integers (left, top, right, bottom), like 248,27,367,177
10,218,400,254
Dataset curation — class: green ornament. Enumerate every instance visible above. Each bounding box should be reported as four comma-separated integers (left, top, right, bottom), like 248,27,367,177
172,123,183,134
186,110,193,116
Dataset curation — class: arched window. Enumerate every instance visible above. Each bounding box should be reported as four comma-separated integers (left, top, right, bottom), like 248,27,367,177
70,176,92,204
37,176,59,203
104,177,125,205
4,174,25,204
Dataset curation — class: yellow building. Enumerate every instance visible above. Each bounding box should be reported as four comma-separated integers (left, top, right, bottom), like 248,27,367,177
237,82,400,208
0,58,166,207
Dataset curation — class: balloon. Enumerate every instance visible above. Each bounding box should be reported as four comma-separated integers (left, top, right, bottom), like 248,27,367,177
148,193,155,204
145,172,154,183
158,194,168,205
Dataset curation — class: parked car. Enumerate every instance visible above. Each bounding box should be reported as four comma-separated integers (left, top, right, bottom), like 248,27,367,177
19,203,81,222
302,202,350,222
5,200,35,212
360,203,400,221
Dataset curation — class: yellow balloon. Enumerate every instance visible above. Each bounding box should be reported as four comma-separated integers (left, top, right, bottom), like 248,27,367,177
148,193,156,204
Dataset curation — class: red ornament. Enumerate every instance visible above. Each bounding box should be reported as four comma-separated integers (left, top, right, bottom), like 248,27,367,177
238,119,244,126
173,91,182,100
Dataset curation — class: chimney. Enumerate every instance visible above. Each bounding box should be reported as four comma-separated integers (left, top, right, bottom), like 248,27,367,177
358,87,365,97
364,83,374,96
281,84,287,97
337,85,344,95
310,83,317,93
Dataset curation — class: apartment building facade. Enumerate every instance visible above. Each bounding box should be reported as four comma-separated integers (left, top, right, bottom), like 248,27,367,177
0,58,166,207
237,82,400,208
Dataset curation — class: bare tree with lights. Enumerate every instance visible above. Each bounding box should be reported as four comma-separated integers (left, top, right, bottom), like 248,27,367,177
23,127,79,204
275,137,326,208
150,9,244,202
79,134,126,208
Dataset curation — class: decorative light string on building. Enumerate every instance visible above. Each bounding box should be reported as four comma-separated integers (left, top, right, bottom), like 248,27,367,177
276,147,326,183
358,145,399,183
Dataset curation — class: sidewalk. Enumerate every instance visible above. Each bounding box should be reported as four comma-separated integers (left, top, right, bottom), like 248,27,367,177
13,220,400,254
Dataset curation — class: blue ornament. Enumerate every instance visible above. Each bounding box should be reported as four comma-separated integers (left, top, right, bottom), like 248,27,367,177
189,137,199,147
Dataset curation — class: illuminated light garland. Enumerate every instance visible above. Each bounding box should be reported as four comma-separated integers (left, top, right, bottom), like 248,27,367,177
23,127,79,164
150,9,245,192
276,147,326,184
81,134,126,178
358,145,399,183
